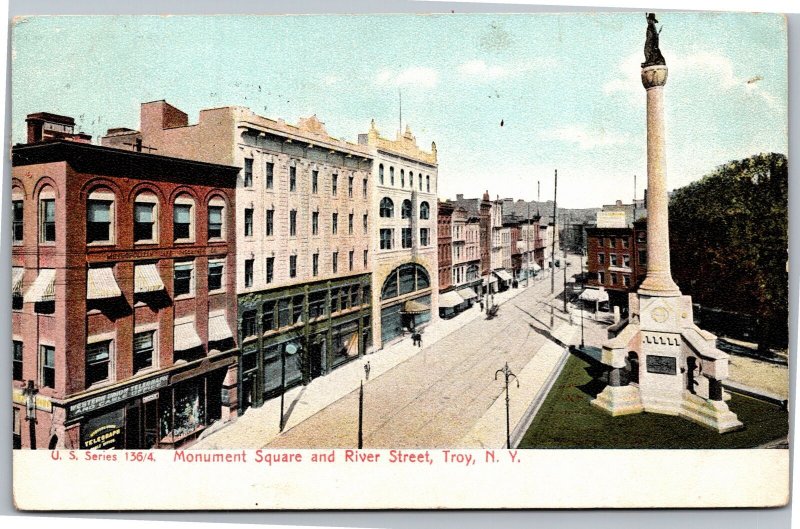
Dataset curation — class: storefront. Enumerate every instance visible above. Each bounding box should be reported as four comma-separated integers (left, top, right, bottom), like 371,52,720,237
493,269,514,291
438,290,465,319
380,263,432,344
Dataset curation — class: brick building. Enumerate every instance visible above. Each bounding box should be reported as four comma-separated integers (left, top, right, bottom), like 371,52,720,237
585,219,648,311
12,113,239,450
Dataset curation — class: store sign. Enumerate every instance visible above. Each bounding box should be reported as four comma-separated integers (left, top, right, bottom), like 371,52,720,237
81,408,125,449
11,390,53,412
67,374,169,419
597,211,628,228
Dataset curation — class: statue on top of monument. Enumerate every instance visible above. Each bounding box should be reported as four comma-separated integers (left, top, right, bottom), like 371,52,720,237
642,12,666,68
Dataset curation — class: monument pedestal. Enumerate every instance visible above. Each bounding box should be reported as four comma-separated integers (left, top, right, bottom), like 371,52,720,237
592,385,643,416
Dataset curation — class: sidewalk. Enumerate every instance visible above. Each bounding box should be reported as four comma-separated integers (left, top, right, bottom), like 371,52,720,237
191,282,532,449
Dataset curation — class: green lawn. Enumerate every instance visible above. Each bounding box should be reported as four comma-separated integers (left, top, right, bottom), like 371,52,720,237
519,354,789,449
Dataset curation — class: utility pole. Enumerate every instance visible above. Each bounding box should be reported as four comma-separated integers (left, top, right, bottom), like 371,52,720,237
580,248,586,349
550,170,557,326
563,216,569,313
526,202,531,287
495,362,519,449
358,380,364,448
633,174,637,224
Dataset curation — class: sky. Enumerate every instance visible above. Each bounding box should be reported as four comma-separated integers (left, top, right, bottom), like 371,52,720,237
11,12,787,208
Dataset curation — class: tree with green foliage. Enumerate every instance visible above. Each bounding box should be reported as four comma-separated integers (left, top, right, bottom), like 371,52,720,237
669,153,788,352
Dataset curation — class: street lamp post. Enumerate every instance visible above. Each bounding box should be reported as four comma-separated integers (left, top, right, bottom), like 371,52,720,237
357,380,364,449
23,380,38,450
495,362,519,449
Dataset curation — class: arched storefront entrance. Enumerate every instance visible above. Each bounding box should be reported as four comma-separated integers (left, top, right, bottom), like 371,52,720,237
380,263,432,344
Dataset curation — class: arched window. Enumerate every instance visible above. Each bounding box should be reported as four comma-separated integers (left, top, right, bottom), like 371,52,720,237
419,176,423,191
409,171,414,188
87,188,115,244
380,197,394,218
389,167,395,186
208,196,226,240
381,263,431,300
426,175,431,193
419,201,430,220
173,194,196,242
401,199,412,219
466,264,480,281
400,169,405,187
379,164,384,185
134,192,159,243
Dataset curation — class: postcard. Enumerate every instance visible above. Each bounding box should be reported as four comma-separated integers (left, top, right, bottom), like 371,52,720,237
10,11,789,510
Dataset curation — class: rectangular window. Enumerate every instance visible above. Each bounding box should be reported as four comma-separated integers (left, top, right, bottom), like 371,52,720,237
208,205,223,239
598,271,605,284
332,174,338,196
266,257,274,283
380,228,393,250
363,250,368,268
208,261,224,292
173,204,192,241
289,255,297,278
289,166,297,192
308,291,326,319
331,288,340,313
622,238,630,249
265,162,274,189
332,213,338,235
242,311,257,338
401,228,412,249
174,261,194,296
13,340,22,381
13,200,23,243
623,275,631,287
348,176,354,197
266,209,274,236
244,208,253,237
610,273,618,285
363,213,368,233
86,340,111,386
243,158,253,188
133,203,155,242
312,212,319,235
598,253,605,265
292,295,303,324
244,259,254,287
278,299,290,328
420,228,430,246
312,170,319,194
610,254,618,266
362,178,368,198
332,252,338,273
262,301,275,331
349,250,354,271
133,331,155,373
313,253,319,276
638,250,647,266
40,199,55,243
623,255,631,268
348,213,354,234
290,210,297,237
608,237,616,248
87,200,112,243
40,345,55,388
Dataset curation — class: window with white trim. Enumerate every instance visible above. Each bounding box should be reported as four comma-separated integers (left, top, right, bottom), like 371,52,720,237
134,193,158,243
173,195,195,242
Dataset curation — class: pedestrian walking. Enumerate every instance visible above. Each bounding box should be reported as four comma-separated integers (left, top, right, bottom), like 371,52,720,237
364,360,371,381
417,332,423,348
480,300,484,312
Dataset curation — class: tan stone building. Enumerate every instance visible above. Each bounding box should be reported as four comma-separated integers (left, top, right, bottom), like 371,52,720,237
358,122,438,348
102,101,373,411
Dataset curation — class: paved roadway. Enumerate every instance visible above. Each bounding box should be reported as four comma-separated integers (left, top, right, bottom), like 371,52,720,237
267,262,578,449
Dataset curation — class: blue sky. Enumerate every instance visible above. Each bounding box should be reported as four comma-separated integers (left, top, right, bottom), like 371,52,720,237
12,12,787,207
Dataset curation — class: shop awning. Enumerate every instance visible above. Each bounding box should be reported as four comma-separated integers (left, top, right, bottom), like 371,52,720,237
87,267,122,300
458,287,478,301
531,262,542,271
12,267,24,296
346,333,360,357
439,290,465,308
208,313,233,342
579,288,609,303
402,299,429,314
174,320,202,351
493,269,513,282
23,268,56,303
135,263,165,294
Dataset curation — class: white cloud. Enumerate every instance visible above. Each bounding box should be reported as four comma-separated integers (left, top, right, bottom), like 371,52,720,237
321,74,340,86
539,124,628,150
458,59,510,79
374,67,439,88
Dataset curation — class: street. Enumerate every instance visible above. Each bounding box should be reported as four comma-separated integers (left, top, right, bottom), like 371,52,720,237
266,261,579,449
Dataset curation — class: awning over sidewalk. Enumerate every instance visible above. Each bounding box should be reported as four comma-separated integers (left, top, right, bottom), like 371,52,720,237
439,290,465,308
174,319,203,351
484,276,498,287
208,312,233,342
12,267,24,296
87,267,122,300
493,269,513,282
531,262,542,271
402,299,429,314
23,268,56,303
135,263,165,294
579,288,609,303
458,287,478,301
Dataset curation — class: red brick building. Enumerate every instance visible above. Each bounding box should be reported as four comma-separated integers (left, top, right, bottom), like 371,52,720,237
12,114,239,450
585,219,648,311
437,201,454,292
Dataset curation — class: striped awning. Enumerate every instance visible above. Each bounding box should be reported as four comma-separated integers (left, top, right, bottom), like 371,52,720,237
208,313,233,342
493,269,513,282
87,267,122,300
174,319,202,351
23,269,56,303
439,290,465,308
12,267,24,296
402,299,429,314
579,288,609,303
458,287,478,301
135,263,165,294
